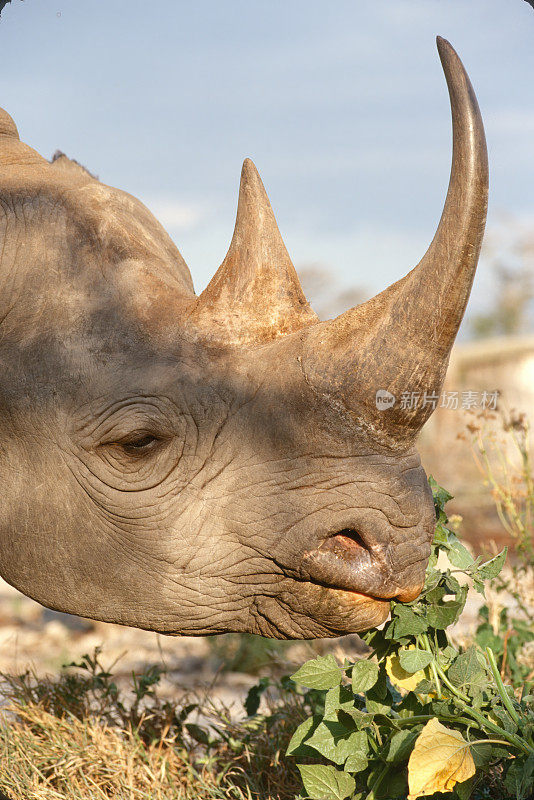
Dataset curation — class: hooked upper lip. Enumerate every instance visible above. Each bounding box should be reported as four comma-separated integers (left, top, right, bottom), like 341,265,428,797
301,529,425,603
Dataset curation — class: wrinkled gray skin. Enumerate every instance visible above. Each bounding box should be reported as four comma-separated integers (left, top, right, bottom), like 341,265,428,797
0,38,487,638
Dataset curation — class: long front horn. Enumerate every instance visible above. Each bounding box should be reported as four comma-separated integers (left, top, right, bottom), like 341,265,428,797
301,37,488,448
189,158,317,345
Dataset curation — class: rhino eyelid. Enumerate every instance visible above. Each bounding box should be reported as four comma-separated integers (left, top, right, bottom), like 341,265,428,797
101,432,165,456
121,434,158,447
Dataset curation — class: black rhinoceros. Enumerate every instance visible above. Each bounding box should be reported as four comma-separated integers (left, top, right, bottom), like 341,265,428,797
0,38,487,638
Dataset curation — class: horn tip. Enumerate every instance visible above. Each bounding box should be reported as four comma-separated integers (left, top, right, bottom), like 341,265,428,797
239,157,270,206
0,107,19,139
436,35,459,65
241,157,260,181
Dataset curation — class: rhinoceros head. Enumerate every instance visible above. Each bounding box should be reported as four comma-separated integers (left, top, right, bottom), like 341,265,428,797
0,38,487,638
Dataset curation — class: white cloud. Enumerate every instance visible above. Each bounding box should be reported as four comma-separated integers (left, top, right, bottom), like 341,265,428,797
144,198,204,231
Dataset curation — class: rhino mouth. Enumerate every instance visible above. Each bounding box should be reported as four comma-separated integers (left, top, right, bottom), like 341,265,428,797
301,528,425,604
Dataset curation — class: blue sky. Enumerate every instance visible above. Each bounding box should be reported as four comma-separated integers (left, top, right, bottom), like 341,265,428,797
1,0,533,322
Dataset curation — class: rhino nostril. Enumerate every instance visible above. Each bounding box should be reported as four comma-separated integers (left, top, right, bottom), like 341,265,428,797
324,529,369,555
334,528,367,546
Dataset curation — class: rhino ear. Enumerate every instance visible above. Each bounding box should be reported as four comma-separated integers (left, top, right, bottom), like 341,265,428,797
189,159,317,344
50,151,97,180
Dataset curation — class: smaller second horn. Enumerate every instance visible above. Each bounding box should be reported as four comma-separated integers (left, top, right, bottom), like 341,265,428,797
189,159,317,345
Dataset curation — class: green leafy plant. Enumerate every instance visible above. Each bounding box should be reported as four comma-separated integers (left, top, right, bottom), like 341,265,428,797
283,479,534,800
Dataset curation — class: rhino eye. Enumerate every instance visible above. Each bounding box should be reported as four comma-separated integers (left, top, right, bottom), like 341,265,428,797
115,433,160,456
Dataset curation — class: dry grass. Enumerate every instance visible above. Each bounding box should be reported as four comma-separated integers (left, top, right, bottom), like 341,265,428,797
1,705,218,800
0,652,308,800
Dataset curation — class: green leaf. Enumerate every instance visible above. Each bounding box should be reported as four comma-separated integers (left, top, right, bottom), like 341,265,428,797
386,729,419,764
397,692,426,718
444,574,462,595
297,764,356,800
324,684,359,720
476,548,507,580
433,523,451,546
344,751,368,773
390,605,428,637
375,770,408,799
398,648,433,673
372,663,388,699
185,723,212,746
413,678,435,694
427,594,466,629
338,707,372,730
286,716,316,755
244,676,269,716
454,775,477,800
306,722,368,766
351,660,379,693
366,684,392,715
362,628,389,658
504,754,534,800
440,644,460,663
448,539,474,569
291,654,342,690
447,647,485,689
429,476,453,508
470,741,495,768
491,706,519,734
425,585,447,604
